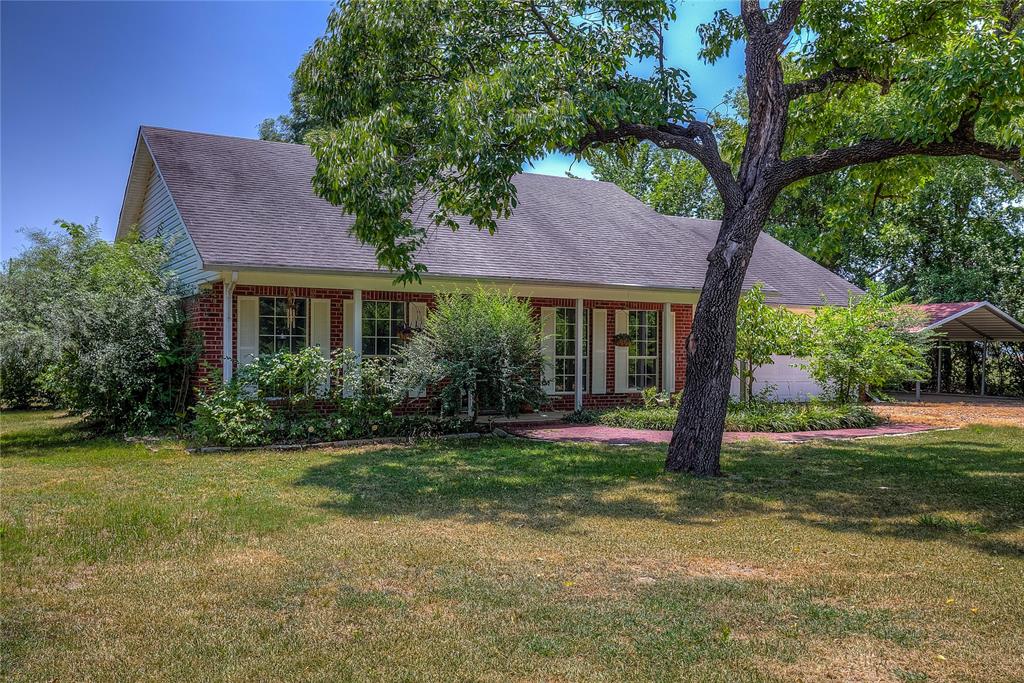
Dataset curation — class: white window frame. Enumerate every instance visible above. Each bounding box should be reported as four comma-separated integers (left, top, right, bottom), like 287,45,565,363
627,310,659,391
258,296,309,356
361,300,407,358
554,307,589,394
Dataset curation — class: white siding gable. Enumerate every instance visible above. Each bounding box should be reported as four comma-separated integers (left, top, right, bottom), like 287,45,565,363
136,165,216,291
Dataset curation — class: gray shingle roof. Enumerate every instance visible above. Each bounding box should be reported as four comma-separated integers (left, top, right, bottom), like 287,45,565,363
138,126,858,303
667,217,862,305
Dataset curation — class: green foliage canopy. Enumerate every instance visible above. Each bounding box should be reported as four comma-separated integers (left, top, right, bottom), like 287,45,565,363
0,222,195,430
806,285,933,403
293,0,1022,283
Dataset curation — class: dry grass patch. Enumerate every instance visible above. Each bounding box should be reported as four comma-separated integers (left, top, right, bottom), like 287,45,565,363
2,410,1022,682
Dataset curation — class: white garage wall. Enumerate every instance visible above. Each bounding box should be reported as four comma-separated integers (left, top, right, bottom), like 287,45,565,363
729,355,823,402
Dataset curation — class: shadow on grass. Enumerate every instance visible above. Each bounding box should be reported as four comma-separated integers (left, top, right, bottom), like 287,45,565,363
295,426,1024,554
0,415,94,459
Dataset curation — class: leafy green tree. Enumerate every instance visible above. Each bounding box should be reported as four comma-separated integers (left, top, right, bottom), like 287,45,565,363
807,286,933,403
734,283,808,403
583,142,722,218
257,79,318,144
294,0,1023,475
392,288,545,425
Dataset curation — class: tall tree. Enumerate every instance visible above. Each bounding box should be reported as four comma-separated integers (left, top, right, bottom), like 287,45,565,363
583,143,722,218
295,0,1022,476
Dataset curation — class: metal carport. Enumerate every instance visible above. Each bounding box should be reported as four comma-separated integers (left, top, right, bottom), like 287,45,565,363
911,301,1024,398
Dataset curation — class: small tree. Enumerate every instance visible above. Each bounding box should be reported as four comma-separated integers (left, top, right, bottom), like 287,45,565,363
392,288,545,424
807,286,932,403
734,283,808,403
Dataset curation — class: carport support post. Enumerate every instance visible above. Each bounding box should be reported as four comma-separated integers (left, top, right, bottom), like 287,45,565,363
915,381,921,401
981,342,988,396
574,298,584,411
936,346,942,394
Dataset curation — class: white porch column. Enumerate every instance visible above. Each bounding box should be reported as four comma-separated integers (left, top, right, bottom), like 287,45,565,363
222,272,237,383
981,342,988,396
574,298,584,411
662,302,674,392
352,288,363,364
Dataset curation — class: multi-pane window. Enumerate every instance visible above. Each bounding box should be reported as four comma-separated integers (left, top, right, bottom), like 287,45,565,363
258,297,308,355
628,310,659,390
362,301,407,357
554,307,589,393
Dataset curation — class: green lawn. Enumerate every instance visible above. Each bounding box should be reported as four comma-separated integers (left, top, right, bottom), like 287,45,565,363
2,410,1022,682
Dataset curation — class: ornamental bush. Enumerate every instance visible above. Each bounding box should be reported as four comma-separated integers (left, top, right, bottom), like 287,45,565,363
806,285,933,403
391,287,545,424
0,326,52,409
734,283,810,403
580,400,879,433
0,221,198,430
190,348,467,447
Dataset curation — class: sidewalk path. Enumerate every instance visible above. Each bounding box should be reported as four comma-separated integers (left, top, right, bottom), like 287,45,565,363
506,422,943,446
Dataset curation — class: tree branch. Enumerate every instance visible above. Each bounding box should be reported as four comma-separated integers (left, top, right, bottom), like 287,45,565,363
577,121,742,208
785,66,892,100
775,134,1022,187
768,0,804,45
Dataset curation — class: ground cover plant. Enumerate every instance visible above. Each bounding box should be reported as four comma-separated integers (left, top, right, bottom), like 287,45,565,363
2,409,1022,681
571,400,880,433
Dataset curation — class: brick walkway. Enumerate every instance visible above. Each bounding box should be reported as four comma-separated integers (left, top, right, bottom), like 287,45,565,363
506,422,943,445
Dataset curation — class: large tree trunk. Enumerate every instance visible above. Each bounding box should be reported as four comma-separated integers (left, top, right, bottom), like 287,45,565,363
666,204,770,476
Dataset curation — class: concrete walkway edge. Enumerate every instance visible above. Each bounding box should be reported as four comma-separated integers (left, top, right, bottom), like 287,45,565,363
507,423,951,446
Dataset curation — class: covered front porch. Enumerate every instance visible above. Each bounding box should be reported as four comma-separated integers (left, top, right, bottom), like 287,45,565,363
193,271,697,412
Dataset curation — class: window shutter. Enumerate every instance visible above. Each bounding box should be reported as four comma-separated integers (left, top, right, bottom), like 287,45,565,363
343,299,355,354
408,301,428,329
407,302,428,398
310,298,331,393
614,309,629,393
342,299,356,397
310,299,331,359
540,307,556,395
236,296,259,371
663,309,675,392
591,309,607,394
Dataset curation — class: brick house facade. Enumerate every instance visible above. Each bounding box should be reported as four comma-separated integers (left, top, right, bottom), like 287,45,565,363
188,281,693,413
119,126,860,410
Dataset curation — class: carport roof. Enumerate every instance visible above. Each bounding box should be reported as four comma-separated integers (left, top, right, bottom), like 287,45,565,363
911,301,1024,342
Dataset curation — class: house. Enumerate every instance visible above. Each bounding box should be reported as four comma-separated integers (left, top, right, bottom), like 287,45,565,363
116,126,860,409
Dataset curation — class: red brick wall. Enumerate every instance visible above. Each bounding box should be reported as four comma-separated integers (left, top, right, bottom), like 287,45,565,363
184,283,692,410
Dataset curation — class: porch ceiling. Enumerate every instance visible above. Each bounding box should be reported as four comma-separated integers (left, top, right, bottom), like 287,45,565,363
917,301,1024,342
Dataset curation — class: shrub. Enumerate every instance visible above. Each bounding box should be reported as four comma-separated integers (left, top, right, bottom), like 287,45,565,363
0,221,197,431
0,326,52,409
190,348,469,447
734,283,809,403
588,401,879,433
192,382,275,447
391,287,545,424
807,285,933,403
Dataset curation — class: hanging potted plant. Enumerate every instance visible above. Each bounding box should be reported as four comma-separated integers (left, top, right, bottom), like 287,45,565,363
613,333,632,348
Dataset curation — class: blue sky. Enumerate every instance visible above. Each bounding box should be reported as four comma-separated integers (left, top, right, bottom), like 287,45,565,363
1,1,742,259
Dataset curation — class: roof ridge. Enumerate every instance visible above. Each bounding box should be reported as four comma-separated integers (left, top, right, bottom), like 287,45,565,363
140,125,306,148
140,126,618,186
